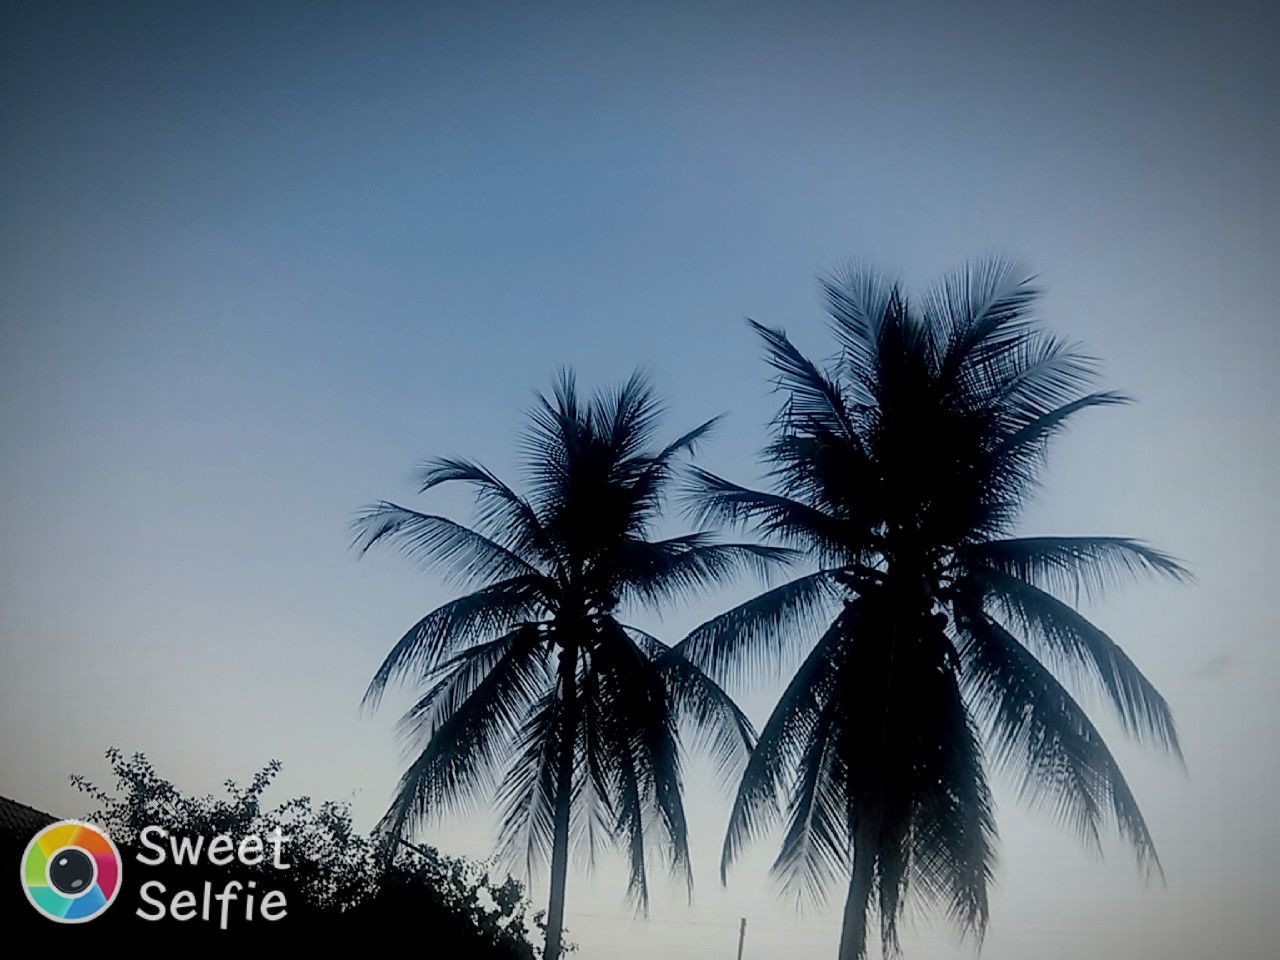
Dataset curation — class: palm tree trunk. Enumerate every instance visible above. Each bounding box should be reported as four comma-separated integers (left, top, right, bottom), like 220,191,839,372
544,643,579,960
837,823,877,960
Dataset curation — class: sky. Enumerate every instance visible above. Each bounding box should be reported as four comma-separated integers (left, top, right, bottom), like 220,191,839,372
2,1,1277,956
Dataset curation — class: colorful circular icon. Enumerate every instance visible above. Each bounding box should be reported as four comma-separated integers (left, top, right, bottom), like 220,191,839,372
21,820,122,923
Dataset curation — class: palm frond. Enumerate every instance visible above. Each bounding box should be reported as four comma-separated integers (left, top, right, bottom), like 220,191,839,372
973,567,1181,756
749,319,860,436
362,574,547,708
996,391,1129,464
899,643,997,946
656,415,723,463
655,642,758,779
678,569,841,687
976,332,1100,422
616,534,799,605
771,684,849,906
587,620,691,906
960,536,1190,601
380,627,550,839
958,611,1161,876
721,612,849,882
396,627,540,745
926,257,1038,378
819,265,899,396
685,468,856,558
417,456,562,574
600,369,665,461
496,693,563,879
352,501,539,584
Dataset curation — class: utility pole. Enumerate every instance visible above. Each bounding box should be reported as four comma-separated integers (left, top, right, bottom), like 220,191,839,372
736,916,746,960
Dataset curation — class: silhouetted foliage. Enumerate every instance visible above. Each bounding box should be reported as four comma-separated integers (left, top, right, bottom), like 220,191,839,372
679,260,1189,959
18,748,542,958
355,371,790,959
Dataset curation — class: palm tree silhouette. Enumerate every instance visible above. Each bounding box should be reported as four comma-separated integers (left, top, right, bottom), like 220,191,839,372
678,261,1189,959
355,371,791,960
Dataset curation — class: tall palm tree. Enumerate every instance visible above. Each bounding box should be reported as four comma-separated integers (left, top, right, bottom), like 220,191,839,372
355,371,790,960
678,261,1189,959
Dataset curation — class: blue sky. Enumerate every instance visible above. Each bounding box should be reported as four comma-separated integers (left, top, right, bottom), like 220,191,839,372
2,2,1277,957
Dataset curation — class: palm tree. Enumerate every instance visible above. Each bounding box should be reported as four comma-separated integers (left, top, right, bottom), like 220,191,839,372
678,261,1189,959
355,371,790,960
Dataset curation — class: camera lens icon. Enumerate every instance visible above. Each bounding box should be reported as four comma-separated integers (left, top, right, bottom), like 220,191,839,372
49,847,96,895
21,821,122,923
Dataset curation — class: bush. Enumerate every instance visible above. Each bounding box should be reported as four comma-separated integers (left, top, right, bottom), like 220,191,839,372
16,749,543,957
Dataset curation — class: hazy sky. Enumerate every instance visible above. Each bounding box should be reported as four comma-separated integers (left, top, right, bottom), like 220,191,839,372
2,2,1277,957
